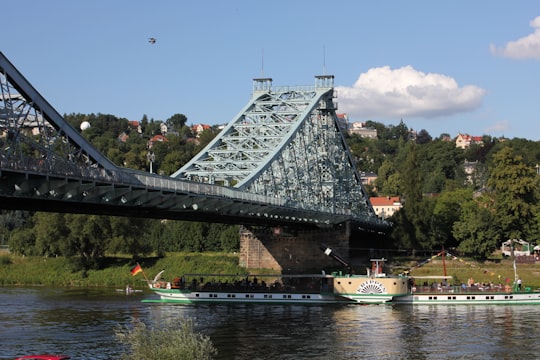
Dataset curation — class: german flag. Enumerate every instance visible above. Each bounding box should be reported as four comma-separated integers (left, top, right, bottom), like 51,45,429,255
130,264,143,276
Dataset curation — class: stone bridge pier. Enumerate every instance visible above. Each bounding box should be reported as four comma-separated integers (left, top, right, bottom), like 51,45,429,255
239,224,352,273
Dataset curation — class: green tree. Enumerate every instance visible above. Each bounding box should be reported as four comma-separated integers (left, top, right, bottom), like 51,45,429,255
487,147,539,242
416,129,432,144
417,139,462,193
453,195,500,258
64,214,111,270
166,113,188,131
33,212,69,257
392,142,436,249
107,216,152,258
8,228,36,256
219,225,240,252
389,119,410,140
432,184,473,248
375,159,400,196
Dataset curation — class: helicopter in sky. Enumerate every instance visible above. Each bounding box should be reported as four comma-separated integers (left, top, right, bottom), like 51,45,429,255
148,37,156,44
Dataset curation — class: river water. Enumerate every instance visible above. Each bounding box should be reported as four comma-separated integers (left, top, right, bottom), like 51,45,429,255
1,287,540,359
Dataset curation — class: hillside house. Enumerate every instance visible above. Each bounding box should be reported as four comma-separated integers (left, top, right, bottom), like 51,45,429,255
349,121,378,138
455,133,484,149
369,196,402,219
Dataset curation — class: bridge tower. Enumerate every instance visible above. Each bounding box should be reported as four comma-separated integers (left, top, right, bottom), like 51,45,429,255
173,75,376,223
172,75,380,271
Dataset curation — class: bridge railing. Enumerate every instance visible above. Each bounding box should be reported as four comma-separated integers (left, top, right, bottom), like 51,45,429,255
0,153,287,207
125,169,288,207
0,153,383,223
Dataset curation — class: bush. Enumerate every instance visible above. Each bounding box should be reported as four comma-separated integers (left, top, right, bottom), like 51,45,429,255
0,255,11,265
115,317,217,360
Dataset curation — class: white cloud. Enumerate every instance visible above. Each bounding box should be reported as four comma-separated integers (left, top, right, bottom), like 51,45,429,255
336,66,486,120
490,16,540,59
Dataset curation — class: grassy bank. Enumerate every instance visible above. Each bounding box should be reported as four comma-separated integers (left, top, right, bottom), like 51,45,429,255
0,252,257,288
1,253,539,290
392,257,540,289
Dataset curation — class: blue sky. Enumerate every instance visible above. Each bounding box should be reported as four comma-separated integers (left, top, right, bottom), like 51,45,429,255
3,1,540,140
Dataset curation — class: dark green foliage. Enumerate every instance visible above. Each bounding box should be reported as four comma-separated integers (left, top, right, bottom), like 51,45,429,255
151,220,240,253
115,318,217,360
0,255,11,265
453,196,501,258
486,147,539,243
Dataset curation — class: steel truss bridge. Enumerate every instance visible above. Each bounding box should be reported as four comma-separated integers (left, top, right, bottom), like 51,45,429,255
0,51,387,232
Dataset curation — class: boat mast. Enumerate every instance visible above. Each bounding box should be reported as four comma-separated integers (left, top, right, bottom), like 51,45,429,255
511,239,519,289
442,246,447,278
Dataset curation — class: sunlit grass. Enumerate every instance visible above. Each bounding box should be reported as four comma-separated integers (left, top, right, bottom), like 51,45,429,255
1,252,539,290
395,257,540,289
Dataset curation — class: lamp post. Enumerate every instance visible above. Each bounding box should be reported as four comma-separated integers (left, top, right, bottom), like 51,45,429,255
147,152,155,174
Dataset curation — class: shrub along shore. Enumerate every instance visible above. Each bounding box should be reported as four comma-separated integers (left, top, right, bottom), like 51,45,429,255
1,253,539,290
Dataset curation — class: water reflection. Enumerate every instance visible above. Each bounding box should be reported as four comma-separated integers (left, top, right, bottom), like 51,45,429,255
3,288,540,359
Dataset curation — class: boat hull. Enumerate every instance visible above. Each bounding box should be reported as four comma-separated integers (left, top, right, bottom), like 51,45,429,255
393,291,540,305
144,288,350,305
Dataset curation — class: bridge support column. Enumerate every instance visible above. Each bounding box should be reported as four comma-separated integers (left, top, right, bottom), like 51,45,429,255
239,225,351,273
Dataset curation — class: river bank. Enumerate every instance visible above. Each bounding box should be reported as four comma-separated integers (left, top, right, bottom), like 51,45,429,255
0,252,248,287
1,252,539,289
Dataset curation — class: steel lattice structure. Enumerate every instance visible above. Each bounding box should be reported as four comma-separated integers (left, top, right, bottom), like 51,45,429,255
0,51,385,230
174,76,376,220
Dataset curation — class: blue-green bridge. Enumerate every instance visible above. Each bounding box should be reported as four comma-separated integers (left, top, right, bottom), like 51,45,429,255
0,52,388,271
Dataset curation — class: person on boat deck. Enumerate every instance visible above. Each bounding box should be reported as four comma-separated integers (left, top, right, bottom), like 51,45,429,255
517,278,522,290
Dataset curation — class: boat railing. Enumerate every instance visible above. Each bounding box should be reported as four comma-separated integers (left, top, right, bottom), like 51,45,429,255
155,274,334,294
412,284,519,294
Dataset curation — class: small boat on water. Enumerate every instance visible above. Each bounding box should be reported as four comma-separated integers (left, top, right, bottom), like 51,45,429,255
140,248,410,305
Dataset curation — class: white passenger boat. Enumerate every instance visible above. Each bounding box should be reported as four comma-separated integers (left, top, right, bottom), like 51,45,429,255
393,288,540,305
140,251,410,305
143,269,409,305
393,250,540,305
143,271,348,305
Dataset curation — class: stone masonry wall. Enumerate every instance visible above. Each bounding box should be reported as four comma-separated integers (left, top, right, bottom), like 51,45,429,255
239,225,351,273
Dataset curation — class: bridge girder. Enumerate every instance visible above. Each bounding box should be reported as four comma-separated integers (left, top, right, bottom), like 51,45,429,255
173,76,378,223
0,52,388,233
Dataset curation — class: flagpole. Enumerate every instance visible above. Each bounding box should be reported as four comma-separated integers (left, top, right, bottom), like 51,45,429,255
137,262,150,284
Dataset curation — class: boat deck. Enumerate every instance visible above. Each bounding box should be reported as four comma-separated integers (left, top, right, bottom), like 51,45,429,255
394,284,540,305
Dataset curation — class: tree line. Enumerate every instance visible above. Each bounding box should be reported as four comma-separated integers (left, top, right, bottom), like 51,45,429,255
346,120,540,258
1,113,540,268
